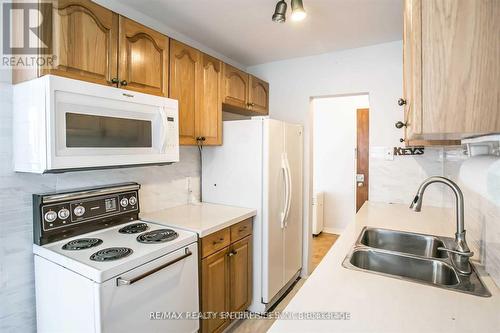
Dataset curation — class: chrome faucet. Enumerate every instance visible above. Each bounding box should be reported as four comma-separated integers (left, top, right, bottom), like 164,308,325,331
410,176,473,275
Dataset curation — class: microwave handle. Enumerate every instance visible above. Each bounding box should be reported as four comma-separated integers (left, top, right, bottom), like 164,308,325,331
159,107,169,154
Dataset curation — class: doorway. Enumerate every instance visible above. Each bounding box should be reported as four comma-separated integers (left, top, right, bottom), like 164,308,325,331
311,94,370,235
356,108,369,211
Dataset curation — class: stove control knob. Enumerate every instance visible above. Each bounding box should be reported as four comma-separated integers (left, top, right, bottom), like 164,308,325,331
74,205,86,217
58,208,70,220
44,210,57,223
120,198,129,207
128,196,137,206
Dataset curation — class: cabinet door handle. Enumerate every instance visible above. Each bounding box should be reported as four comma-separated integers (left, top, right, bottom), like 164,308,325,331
228,250,237,257
110,78,119,85
120,80,128,86
398,98,407,106
395,121,407,129
212,237,224,245
238,226,247,232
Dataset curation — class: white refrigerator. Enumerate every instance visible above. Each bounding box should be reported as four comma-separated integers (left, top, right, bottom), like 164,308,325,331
202,118,303,313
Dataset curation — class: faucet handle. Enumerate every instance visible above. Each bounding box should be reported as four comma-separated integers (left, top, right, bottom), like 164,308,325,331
437,247,474,257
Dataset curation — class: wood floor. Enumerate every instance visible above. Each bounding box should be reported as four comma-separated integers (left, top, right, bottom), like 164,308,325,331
228,232,339,333
311,232,339,272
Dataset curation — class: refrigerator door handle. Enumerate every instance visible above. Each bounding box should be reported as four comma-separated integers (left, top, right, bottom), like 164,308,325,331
284,156,292,226
280,155,289,229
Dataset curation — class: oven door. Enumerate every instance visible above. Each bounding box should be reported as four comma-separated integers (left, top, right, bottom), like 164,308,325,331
47,78,179,171
98,243,199,333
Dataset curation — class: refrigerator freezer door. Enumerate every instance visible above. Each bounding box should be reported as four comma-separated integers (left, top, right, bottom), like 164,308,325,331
283,123,304,284
262,119,286,303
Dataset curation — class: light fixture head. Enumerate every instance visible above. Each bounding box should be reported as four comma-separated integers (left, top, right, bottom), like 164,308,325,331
291,0,307,21
272,0,287,23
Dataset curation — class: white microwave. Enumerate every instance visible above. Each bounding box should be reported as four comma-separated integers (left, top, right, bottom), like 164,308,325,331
13,75,179,173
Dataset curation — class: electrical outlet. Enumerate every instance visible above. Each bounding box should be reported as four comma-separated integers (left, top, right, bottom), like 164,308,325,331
385,148,394,161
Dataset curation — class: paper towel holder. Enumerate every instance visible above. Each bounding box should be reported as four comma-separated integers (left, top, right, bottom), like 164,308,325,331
462,134,500,157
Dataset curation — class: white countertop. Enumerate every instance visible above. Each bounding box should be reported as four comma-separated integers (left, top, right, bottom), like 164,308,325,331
269,202,500,333
140,202,257,237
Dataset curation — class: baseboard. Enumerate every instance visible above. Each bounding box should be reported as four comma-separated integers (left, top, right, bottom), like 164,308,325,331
322,227,344,235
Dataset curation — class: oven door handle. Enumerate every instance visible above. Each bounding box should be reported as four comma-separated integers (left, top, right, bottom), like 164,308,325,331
116,248,192,286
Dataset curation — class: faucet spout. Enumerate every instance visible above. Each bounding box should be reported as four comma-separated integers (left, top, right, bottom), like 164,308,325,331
409,176,472,274
410,176,465,234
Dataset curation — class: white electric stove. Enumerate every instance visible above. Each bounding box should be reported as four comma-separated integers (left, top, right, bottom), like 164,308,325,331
32,183,199,333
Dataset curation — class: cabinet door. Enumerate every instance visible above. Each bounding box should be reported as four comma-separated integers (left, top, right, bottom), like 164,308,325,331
421,0,500,136
169,40,201,145
118,17,169,96
402,0,422,141
222,64,249,109
201,247,230,333
248,75,269,115
198,53,223,145
43,0,118,86
229,236,252,313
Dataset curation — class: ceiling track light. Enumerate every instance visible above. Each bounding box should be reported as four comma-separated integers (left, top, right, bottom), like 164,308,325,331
291,0,307,21
272,0,287,23
272,0,306,23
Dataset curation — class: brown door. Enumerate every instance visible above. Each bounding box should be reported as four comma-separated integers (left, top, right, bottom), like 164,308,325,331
356,108,369,212
118,17,169,96
248,75,269,115
169,40,201,145
43,0,119,86
198,53,223,145
201,247,230,333
222,64,249,109
229,236,252,313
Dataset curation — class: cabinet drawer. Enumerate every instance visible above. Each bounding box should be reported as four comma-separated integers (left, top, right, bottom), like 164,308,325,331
230,219,252,242
201,228,231,258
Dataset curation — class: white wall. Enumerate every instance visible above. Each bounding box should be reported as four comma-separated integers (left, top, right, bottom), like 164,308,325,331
313,95,369,234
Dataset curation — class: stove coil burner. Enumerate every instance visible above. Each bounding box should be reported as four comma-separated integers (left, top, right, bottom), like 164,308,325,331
89,247,133,261
137,229,179,244
118,222,149,234
62,238,103,250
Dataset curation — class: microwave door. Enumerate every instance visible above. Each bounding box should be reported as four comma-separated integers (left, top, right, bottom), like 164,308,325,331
50,90,174,170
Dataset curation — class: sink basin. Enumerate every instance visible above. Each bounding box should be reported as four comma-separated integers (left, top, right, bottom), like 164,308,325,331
359,227,447,258
342,227,492,297
347,248,459,286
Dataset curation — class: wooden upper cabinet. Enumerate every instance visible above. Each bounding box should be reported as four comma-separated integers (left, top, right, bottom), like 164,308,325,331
403,0,499,144
199,54,223,145
14,0,119,85
222,64,249,109
118,17,169,96
222,64,269,116
169,40,201,144
170,41,222,146
229,236,252,313
248,75,269,114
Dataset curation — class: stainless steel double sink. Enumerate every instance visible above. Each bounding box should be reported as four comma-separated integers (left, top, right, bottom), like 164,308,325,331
342,227,491,297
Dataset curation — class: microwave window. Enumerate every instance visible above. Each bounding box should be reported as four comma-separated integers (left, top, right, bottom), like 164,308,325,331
65,113,152,148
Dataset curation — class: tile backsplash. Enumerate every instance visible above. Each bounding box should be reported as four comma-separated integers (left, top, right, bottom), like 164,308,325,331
458,156,500,287
0,81,201,332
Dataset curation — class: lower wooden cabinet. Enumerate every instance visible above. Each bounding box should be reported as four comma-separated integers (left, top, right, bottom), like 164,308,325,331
229,236,252,313
201,247,230,333
200,219,253,333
